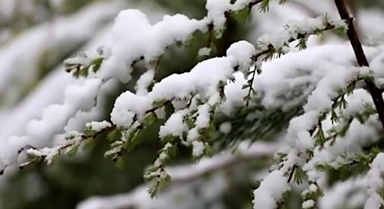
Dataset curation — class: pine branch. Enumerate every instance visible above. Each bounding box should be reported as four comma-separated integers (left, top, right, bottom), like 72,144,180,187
17,124,116,171
334,0,384,130
244,22,337,107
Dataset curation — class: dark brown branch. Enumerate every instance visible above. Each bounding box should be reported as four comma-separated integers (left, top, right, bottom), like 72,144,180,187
248,0,263,9
334,0,384,129
287,164,297,183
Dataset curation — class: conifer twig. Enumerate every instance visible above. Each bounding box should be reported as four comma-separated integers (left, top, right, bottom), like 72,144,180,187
334,0,384,129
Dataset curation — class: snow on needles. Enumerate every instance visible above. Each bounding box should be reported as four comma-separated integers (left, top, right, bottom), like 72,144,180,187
85,121,112,132
111,41,256,156
0,0,259,173
303,89,380,184
110,41,256,129
5,1,384,208
252,43,384,208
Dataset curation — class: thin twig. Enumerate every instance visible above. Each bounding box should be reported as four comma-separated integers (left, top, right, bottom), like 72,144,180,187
334,0,384,129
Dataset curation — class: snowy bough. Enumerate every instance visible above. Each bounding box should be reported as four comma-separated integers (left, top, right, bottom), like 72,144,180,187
5,0,384,208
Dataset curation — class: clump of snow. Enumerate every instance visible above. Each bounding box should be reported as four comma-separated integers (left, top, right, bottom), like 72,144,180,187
192,141,206,157
227,40,256,73
219,122,232,134
309,183,318,192
85,121,112,132
150,57,235,102
205,0,231,33
136,70,155,96
302,199,315,209
195,104,211,128
253,170,289,209
219,72,247,115
111,91,151,128
198,47,212,57
159,110,189,139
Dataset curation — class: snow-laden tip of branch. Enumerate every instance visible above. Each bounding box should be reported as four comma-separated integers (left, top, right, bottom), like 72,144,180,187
205,0,231,32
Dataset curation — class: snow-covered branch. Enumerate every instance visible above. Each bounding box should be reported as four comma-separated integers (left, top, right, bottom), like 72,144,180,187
2,0,384,208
